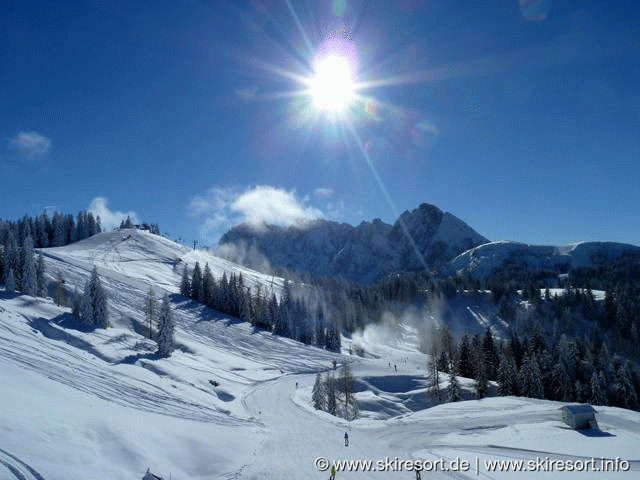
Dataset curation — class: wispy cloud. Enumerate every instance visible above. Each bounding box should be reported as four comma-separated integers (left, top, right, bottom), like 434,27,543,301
88,197,139,231
189,185,325,243
314,187,334,199
9,131,51,159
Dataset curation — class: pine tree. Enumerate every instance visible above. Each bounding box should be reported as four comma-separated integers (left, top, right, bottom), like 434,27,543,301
71,288,81,319
615,361,638,409
144,288,158,339
21,236,37,296
312,373,325,410
456,335,473,377
203,263,214,306
427,345,442,401
191,262,203,302
36,253,46,297
482,327,498,380
497,355,519,396
80,279,92,324
520,353,544,399
64,213,76,244
52,212,65,247
180,265,191,297
76,211,87,241
326,372,337,416
325,319,341,352
590,371,607,406
156,295,175,357
3,233,19,288
448,371,461,402
5,268,16,291
90,267,109,328
314,306,326,347
551,362,573,401
87,213,97,236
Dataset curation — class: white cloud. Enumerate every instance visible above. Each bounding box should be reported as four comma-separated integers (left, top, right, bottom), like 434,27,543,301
314,187,334,199
189,185,325,243
232,186,323,228
88,197,139,232
188,186,237,217
9,131,51,159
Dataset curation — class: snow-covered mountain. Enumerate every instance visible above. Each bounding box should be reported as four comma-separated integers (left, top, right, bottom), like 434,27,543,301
2,228,640,479
218,203,488,283
447,240,640,278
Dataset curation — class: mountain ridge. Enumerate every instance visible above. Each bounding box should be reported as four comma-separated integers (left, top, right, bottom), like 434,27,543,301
217,202,489,283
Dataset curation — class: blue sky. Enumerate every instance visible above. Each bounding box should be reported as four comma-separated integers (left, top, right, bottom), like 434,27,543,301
1,0,638,247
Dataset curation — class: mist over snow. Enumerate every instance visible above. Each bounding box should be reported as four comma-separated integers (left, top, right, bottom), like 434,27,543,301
88,197,139,232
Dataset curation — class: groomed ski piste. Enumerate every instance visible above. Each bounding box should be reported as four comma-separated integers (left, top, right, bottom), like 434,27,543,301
1,229,639,479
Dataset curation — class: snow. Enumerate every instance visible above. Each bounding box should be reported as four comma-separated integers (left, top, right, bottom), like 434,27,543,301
1,230,639,479
449,240,640,278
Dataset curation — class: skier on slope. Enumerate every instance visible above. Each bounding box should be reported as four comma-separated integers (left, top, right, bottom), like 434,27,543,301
344,432,349,447
329,464,336,480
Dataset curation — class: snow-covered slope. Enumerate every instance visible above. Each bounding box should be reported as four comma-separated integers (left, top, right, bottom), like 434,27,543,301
1,230,639,479
447,240,640,278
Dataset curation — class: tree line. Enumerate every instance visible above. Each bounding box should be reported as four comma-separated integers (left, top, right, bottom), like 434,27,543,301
426,325,639,411
179,262,342,352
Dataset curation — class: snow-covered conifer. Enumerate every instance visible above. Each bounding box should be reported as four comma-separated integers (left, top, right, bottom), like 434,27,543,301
326,372,337,415
497,355,519,396
203,263,214,306
520,353,544,399
448,371,461,402
80,280,92,324
615,361,638,409
21,236,37,296
590,371,607,406
156,294,175,357
87,213,97,236
71,288,81,319
312,373,325,410
36,253,46,297
191,262,202,302
144,288,158,339
52,212,65,247
180,265,191,297
5,268,16,291
90,266,109,328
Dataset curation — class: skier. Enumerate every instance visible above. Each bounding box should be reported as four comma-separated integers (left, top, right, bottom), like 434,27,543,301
344,432,349,447
329,464,336,480
415,468,422,479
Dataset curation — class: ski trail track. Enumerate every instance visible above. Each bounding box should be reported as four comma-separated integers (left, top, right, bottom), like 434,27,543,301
0,448,46,480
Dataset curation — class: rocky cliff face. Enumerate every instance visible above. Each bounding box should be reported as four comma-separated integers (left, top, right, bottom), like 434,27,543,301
217,203,489,284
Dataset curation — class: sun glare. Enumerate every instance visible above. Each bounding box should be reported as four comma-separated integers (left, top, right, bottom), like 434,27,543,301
309,54,356,113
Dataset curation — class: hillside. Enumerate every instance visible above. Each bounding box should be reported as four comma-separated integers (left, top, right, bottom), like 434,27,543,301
447,241,640,279
1,229,639,479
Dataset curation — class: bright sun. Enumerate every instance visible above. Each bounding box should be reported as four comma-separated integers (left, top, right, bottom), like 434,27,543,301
309,54,356,113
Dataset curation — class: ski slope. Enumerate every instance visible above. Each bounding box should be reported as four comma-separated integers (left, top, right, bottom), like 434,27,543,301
1,230,639,479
